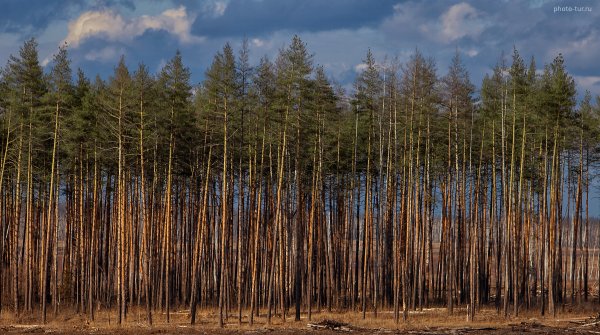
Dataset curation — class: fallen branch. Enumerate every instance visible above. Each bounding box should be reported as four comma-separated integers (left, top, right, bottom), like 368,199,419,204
308,319,353,332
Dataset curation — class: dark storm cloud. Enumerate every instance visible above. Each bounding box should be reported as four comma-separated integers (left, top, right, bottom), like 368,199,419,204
188,0,398,38
373,0,600,96
3,0,600,96
0,0,83,33
91,0,136,11
0,0,137,34
473,0,600,93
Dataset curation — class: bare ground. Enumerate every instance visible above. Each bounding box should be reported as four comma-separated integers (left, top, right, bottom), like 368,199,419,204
2,306,600,334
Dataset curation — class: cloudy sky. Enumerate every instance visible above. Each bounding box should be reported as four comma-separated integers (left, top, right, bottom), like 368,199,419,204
0,0,598,96
1,0,599,213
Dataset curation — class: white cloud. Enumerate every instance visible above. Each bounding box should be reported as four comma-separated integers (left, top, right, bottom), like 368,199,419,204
382,2,489,46
202,0,229,18
251,38,268,48
63,6,203,48
85,46,124,62
440,2,486,41
354,63,368,73
251,38,264,47
574,75,600,87
574,75,600,96
546,29,600,76
465,48,479,57
550,29,600,59
41,58,51,67
213,1,228,17
384,2,426,35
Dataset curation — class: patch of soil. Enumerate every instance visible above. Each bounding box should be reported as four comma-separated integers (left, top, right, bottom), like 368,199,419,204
2,308,600,334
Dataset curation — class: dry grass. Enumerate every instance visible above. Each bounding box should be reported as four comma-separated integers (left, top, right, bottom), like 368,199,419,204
1,304,599,334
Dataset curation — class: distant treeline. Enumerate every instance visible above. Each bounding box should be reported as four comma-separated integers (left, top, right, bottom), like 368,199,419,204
0,35,599,325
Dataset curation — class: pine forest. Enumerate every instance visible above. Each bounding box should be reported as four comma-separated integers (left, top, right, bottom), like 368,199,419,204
0,35,599,328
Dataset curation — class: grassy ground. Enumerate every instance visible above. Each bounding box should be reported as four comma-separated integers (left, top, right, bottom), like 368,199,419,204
1,304,600,334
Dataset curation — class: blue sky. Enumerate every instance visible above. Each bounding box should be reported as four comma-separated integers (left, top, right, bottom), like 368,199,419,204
1,0,599,96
